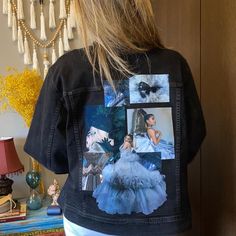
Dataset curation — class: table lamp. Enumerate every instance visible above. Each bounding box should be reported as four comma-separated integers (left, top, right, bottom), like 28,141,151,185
0,137,24,213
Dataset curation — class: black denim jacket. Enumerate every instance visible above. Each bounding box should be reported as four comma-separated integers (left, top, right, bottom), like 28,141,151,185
24,47,206,236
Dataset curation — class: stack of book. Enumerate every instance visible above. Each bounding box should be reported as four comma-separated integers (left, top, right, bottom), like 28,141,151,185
0,199,27,223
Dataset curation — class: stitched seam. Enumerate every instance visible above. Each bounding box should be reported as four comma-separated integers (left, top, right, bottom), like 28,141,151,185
68,95,83,190
175,87,182,212
47,99,63,170
63,86,103,97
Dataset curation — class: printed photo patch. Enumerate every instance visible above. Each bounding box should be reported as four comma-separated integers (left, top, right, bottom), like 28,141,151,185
81,104,170,215
90,131,167,215
104,79,129,107
126,107,175,160
129,74,170,104
82,152,112,191
103,74,170,107
81,105,126,191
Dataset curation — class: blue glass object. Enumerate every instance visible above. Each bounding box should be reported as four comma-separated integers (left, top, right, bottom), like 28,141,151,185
25,169,42,210
26,170,41,189
26,189,42,210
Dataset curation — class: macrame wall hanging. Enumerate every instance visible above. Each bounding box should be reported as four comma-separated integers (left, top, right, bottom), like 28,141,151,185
2,0,77,78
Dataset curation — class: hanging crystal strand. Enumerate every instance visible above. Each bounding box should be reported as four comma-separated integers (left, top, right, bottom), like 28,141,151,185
67,14,74,40
17,0,24,20
24,33,32,65
59,0,66,19
51,42,57,64
58,30,64,57
43,49,50,79
49,0,56,29
12,11,17,41
7,0,12,28
40,2,47,40
17,23,24,54
30,0,36,29
63,20,70,51
3,0,8,14
70,0,76,28
32,43,40,74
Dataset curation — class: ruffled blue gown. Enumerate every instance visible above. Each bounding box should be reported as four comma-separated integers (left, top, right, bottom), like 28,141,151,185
135,129,175,160
92,147,167,215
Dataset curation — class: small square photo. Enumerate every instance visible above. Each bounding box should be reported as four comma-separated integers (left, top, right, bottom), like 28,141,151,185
104,80,129,107
129,74,170,104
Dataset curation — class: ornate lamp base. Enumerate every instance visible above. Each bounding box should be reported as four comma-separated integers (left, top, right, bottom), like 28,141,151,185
0,175,13,196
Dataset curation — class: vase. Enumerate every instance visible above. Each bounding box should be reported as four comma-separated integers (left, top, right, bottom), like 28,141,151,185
25,160,43,210
26,189,42,210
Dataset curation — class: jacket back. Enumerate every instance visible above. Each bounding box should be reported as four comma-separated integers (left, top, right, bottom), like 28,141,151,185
24,47,206,235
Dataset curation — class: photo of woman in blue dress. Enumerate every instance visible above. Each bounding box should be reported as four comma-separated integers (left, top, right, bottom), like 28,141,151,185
129,108,175,159
92,134,167,215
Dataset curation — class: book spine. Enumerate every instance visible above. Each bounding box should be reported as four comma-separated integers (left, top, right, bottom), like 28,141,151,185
0,215,26,223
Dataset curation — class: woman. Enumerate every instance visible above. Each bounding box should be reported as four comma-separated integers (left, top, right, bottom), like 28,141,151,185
145,114,162,145
24,0,206,235
92,134,167,215
65,0,167,230
134,109,175,159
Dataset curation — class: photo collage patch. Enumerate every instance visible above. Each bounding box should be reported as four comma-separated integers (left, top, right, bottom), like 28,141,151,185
82,74,175,215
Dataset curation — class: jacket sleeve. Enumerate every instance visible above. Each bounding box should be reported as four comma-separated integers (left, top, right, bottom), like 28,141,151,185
181,56,207,164
23,66,69,174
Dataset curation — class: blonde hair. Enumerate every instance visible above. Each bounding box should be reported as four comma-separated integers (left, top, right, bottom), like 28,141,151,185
75,0,164,89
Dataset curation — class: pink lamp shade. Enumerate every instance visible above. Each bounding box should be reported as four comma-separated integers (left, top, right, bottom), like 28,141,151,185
0,137,24,176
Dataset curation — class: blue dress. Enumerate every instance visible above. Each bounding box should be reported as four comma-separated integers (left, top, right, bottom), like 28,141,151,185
134,128,175,159
92,147,167,215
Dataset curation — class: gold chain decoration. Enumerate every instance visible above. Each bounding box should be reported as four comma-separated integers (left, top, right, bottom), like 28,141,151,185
10,1,67,48
2,0,77,78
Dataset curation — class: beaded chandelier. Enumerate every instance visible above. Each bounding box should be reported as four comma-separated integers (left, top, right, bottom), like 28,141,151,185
2,0,77,78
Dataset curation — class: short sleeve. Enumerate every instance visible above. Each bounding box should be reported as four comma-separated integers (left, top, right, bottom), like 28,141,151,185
181,57,207,164
23,67,69,174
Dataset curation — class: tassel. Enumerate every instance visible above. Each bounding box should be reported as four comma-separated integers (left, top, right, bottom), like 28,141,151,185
17,0,24,20
17,24,24,54
3,0,8,14
52,44,57,64
7,0,12,28
67,16,74,39
24,34,32,65
63,21,70,51
70,0,76,28
12,12,17,41
30,0,36,29
32,44,40,73
43,51,50,79
49,0,56,29
58,33,64,57
40,7,47,40
59,0,66,19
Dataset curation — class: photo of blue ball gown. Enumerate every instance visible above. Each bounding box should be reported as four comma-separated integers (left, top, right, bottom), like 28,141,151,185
134,131,175,160
92,146,167,215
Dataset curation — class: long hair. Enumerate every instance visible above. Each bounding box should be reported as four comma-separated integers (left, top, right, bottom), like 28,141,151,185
75,0,164,90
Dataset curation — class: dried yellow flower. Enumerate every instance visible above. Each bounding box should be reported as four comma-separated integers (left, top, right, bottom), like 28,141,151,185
0,67,43,127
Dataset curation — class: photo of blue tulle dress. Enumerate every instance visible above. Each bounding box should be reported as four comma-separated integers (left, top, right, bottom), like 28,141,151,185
92,145,167,215
134,128,175,160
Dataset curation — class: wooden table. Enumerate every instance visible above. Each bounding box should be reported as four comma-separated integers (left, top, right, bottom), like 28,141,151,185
0,197,65,236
